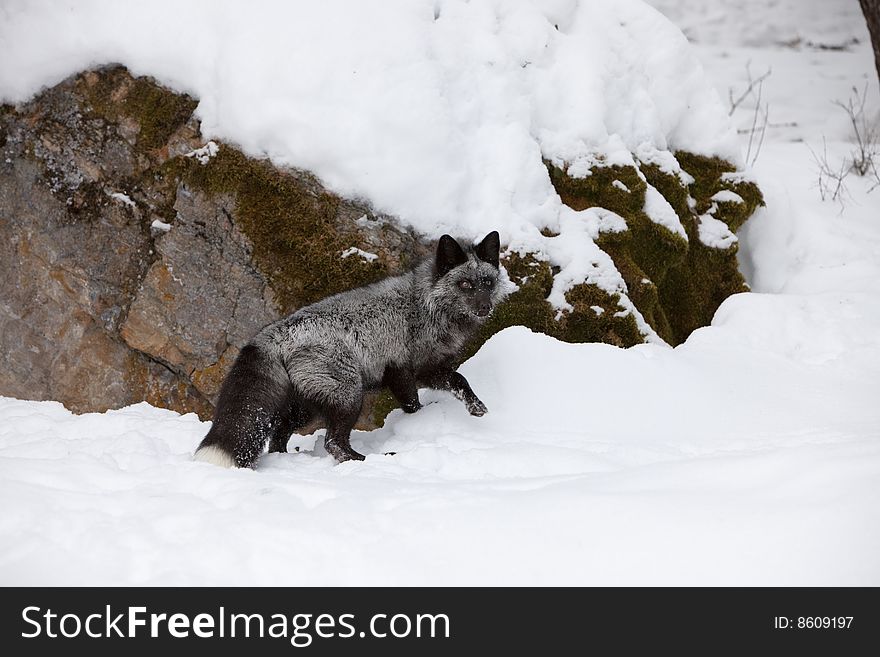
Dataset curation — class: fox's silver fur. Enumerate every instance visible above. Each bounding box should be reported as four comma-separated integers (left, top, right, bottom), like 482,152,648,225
194,232,505,467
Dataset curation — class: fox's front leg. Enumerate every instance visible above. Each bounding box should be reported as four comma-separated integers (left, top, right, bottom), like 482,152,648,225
421,369,488,417
383,366,423,413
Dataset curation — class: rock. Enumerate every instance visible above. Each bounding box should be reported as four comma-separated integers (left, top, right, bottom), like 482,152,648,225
0,66,422,426
0,65,762,430
120,187,277,383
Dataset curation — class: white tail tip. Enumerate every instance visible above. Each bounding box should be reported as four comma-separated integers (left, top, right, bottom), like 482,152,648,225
193,445,236,468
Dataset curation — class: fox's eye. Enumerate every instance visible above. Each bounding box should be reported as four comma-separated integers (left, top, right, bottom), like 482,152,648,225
458,280,473,290
482,278,494,289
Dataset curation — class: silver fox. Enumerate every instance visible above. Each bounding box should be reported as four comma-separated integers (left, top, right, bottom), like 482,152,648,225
193,231,505,467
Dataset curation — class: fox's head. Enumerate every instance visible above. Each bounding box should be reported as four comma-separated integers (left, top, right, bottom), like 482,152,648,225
433,231,505,321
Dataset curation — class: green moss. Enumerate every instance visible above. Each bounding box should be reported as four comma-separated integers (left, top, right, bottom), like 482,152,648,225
713,179,763,232
674,151,764,227
659,240,747,344
559,284,643,347
625,211,688,282
126,79,198,151
545,160,645,217
636,152,754,342
598,237,673,343
674,151,736,209
0,104,10,147
170,145,387,313
79,66,198,154
625,151,762,343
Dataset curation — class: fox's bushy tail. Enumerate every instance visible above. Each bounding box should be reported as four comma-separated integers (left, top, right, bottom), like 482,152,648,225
193,344,298,468
193,444,237,467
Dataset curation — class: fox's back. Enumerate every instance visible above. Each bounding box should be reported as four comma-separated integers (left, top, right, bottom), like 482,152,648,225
257,272,416,384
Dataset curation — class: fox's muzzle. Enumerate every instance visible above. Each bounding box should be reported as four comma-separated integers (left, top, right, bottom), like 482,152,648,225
475,292,492,317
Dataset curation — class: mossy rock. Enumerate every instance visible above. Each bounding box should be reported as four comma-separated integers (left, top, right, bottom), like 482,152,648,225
77,65,198,154
546,160,646,217
165,147,392,313
541,152,763,347
465,251,642,359
674,151,763,231
369,389,402,428
1,64,765,430
639,162,691,219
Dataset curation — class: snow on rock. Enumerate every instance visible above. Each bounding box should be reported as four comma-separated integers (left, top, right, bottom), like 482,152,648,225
644,183,688,240
340,247,379,262
108,191,136,207
711,189,744,205
0,0,741,333
184,140,220,165
697,211,737,249
0,0,764,352
0,3,740,235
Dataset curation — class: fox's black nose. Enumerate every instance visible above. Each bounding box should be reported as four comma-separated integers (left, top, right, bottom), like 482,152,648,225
477,304,490,317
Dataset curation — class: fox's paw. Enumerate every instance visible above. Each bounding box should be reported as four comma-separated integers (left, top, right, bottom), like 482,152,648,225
325,439,366,463
401,400,423,414
466,399,488,417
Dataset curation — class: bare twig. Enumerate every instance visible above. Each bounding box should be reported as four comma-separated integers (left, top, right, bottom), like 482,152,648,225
745,78,769,168
728,62,772,167
832,83,880,182
809,85,880,206
728,62,772,117
807,137,851,209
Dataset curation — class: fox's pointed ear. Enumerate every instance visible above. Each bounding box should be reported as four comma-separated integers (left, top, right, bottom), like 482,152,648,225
474,231,500,268
436,234,468,277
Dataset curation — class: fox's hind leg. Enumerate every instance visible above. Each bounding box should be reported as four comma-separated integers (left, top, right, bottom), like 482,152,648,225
267,396,317,454
267,421,294,454
287,345,367,463
323,405,365,462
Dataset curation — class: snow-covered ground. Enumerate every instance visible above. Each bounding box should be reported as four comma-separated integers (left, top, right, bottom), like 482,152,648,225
1,0,879,585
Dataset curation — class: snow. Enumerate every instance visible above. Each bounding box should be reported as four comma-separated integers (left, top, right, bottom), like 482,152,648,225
646,0,867,50
644,183,688,239
1,0,879,585
151,219,172,233
711,189,745,205
1,311,878,585
698,211,738,249
340,247,379,263
184,140,220,165
108,191,136,207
